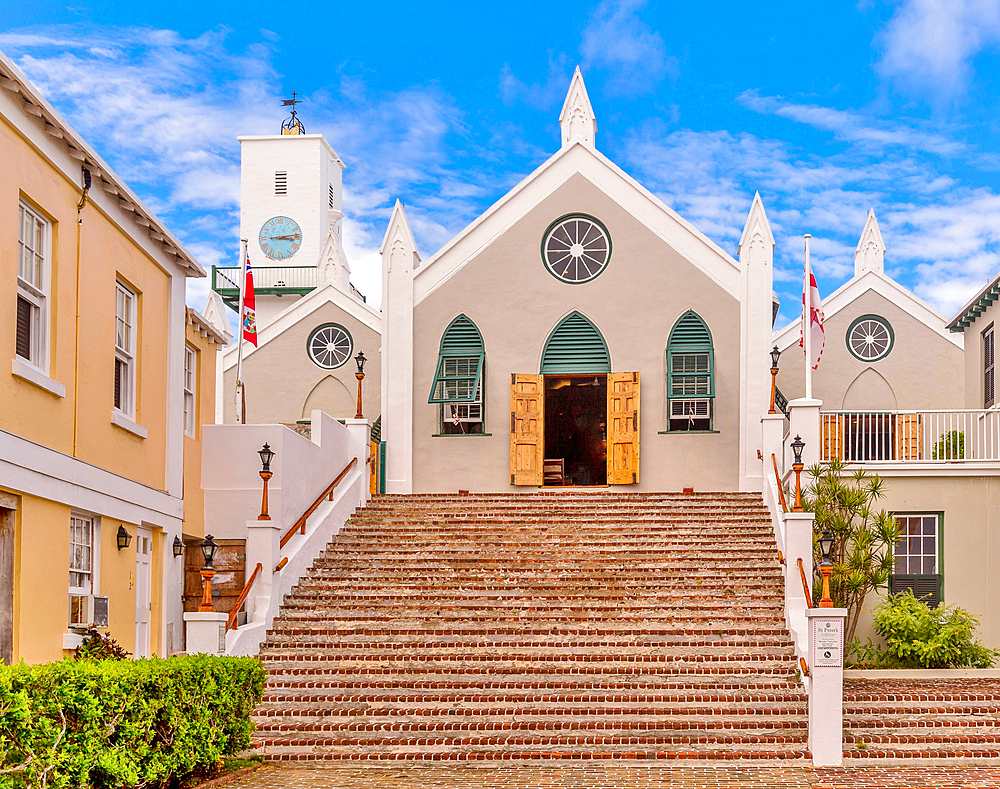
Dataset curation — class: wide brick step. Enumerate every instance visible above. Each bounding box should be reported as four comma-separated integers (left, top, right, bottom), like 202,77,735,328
260,689,806,705
262,637,794,650
255,750,812,762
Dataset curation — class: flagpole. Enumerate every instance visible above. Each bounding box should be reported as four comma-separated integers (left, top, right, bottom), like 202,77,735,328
803,234,812,401
235,238,248,424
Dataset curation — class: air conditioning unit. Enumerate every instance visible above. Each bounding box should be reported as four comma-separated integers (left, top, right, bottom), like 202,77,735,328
69,595,110,629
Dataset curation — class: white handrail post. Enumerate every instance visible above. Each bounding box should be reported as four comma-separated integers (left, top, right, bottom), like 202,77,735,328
807,607,848,766
787,398,821,470
784,511,814,659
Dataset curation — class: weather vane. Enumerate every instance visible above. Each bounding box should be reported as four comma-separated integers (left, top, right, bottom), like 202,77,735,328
281,91,305,135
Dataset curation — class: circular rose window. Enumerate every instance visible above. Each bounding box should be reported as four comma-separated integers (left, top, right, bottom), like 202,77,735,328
307,323,353,369
847,315,894,361
542,214,611,283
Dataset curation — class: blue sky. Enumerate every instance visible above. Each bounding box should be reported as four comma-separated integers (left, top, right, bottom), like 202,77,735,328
4,0,1000,328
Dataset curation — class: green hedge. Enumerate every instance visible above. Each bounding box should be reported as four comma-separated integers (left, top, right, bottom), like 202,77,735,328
0,655,264,788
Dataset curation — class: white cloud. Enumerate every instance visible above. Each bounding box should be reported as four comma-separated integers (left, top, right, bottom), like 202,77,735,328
878,0,1000,97
738,91,964,155
499,55,571,110
580,0,678,96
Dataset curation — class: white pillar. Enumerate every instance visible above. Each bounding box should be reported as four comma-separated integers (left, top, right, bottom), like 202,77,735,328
345,418,372,507
807,607,847,766
784,511,814,657
761,413,786,478
245,519,281,624
183,612,228,655
787,398,821,470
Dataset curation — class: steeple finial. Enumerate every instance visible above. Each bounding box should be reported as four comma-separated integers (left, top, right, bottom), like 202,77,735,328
281,91,305,135
559,67,597,149
854,208,886,277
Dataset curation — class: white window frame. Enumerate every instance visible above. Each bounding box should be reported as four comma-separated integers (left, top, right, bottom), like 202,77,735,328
68,513,101,626
439,357,484,434
183,343,197,437
115,280,137,418
16,201,50,371
893,514,940,576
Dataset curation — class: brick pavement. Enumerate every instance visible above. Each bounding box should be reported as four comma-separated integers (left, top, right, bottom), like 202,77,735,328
229,764,1000,788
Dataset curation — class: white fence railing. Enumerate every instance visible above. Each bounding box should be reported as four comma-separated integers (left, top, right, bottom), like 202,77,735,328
820,409,1000,463
213,265,319,292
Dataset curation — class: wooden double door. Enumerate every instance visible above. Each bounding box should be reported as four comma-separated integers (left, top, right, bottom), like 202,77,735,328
510,372,639,486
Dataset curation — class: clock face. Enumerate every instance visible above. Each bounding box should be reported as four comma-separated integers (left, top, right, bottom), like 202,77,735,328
259,216,302,261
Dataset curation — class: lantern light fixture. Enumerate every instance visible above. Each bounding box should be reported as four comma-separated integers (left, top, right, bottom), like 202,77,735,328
200,534,218,570
355,350,367,375
770,345,781,371
819,530,835,566
791,435,805,466
258,443,274,474
116,525,132,551
172,535,184,558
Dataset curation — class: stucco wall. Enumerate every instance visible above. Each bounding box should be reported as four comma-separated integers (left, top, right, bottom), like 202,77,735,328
411,172,742,493
847,474,1000,650
222,300,381,425
777,289,963,411
182,322,220,541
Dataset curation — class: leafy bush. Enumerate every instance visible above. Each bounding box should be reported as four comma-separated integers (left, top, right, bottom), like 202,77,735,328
805,459,899,643
932,430,965,460
0,654,264,788
849,590,999,669
73,629,130,661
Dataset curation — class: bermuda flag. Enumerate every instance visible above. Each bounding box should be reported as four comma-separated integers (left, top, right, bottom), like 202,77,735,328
242,257,258,347
800,270,824,370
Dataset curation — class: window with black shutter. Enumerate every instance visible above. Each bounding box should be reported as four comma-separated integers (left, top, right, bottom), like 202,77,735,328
15,296,31,359
984,324,994,408
891,514,942,608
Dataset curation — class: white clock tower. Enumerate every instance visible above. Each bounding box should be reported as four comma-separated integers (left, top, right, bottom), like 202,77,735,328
238,123,348,324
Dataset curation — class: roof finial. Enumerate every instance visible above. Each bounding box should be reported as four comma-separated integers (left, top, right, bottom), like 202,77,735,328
559,67,597,149
854,208,885,277
281,91,305,135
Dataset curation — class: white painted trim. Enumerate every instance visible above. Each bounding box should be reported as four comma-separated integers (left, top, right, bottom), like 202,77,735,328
220,282,381,371
774,270,962,351
11,357,66,397
0,428,182,527
236,134,346,169
165,273,185,496
0,52,204,277
845,668,1000,678
840,462,1000,476
111,410,148,439
412,143,741,306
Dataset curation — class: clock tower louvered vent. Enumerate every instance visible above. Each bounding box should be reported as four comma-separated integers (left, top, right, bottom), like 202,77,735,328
275,171,287,195
329,183,335,209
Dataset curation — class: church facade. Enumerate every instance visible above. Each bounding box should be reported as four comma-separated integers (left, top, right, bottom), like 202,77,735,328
380,69,774,494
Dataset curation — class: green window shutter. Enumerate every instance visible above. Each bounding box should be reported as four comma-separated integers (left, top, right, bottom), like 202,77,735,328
428,315,485,403
667,311,715,398
370,415,381,444
540,312,611,374
890,574,942,609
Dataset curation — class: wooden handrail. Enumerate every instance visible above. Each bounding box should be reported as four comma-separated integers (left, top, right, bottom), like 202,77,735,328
797,557,813,608
225,562,262,633
799,656,811,678
772,454,788,513
279,457,358,550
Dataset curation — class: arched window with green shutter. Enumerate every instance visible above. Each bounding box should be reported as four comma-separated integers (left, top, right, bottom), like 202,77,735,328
428,314,485,434
666,310,715,431
540,311,611,374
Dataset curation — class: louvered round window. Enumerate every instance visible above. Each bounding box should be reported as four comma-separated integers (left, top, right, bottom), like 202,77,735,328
307,323,353,369
542,214,611,283
847,315,893,362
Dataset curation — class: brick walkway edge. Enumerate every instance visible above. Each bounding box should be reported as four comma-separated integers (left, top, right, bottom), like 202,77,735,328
229,764,1000,789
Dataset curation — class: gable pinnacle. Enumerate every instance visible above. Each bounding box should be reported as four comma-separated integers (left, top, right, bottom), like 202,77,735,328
559,66,597,149
854,208,886,277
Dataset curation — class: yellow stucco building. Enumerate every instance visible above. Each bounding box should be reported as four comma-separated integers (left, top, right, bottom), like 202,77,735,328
0,49,227,664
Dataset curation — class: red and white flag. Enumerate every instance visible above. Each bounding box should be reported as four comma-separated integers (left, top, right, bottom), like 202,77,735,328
800,269,824,370
242,257,258,347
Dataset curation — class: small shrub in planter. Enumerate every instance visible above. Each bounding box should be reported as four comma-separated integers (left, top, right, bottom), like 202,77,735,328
850,590,999,669
73,629,130,661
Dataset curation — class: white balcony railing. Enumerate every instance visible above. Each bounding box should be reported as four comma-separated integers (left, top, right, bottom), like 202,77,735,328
820,409,1000,463
212,265,318,292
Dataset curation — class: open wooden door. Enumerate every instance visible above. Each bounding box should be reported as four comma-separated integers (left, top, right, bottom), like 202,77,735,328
896,413,923,460
510,374,544,485
607,372,640,484
821,414,843,461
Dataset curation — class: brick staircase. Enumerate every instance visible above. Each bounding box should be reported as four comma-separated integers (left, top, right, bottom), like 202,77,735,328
252,491,811,762
843,678,1000,761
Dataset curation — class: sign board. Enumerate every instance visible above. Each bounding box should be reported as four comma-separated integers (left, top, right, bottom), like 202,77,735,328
811,617,843,668
218,623,226,654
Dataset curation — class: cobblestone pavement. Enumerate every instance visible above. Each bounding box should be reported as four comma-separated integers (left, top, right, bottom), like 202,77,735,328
230,764,1000,788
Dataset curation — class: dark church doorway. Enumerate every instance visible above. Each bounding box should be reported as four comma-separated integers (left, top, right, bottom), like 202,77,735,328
543,375,607,486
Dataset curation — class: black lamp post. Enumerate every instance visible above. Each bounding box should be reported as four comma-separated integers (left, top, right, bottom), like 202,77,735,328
354,350,367,420
818,529,835,608
116,524,132,551
258,443,274,521
791,434,805,512
198,534,218,612
769,345,781,414
172,535,184,558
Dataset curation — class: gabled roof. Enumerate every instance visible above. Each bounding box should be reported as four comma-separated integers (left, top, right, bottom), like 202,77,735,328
773,269,962,351
186,305,231,345
0,49,205,277
221,279,381,369
412,141,741,304
947,273,1000,333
